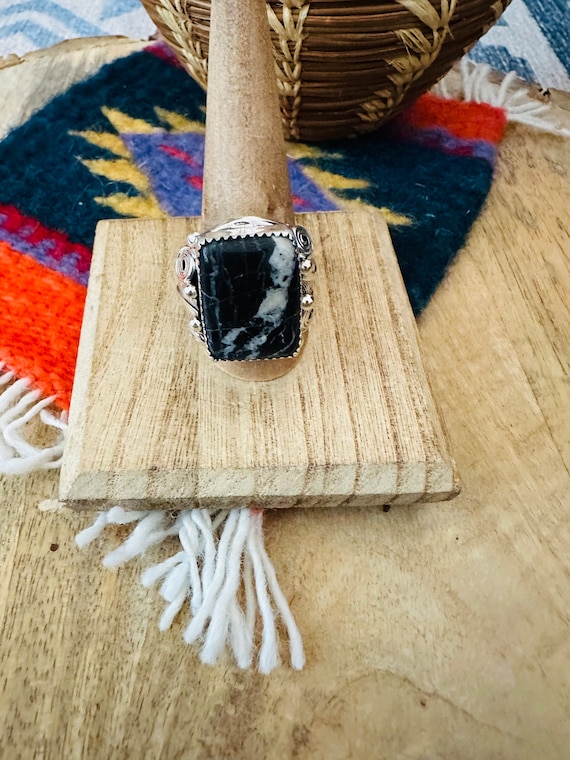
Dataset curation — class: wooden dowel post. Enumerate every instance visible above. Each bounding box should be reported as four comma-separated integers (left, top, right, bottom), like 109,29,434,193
202,0,293,227
201,0,299,380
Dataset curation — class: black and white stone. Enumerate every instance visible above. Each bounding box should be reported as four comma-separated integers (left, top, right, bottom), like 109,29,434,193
198,234,301,361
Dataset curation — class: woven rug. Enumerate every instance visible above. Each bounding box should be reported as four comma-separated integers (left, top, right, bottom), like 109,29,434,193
0,40,540,671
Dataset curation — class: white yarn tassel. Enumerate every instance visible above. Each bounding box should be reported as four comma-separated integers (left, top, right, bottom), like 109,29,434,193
76,507,305,673
435,59,570,137
0,363,67,475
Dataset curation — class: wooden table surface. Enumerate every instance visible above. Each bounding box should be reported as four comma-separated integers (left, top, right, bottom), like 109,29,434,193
1,79,569,757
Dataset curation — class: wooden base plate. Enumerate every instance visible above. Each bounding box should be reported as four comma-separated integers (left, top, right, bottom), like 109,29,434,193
59,210,460,510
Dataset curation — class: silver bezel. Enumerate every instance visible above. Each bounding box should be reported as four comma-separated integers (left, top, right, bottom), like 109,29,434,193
175,216,315,361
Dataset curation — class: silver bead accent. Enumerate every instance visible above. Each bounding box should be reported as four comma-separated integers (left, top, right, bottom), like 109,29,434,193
189,317,205,343
301,294,314,308
300,257,317,280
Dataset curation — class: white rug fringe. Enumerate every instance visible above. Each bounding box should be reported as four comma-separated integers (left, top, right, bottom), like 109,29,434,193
435,59,570,137
0,362,67,475
76,506,305,673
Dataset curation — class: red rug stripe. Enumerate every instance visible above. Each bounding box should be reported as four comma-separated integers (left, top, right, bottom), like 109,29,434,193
402,94,508,143
0,204,92,271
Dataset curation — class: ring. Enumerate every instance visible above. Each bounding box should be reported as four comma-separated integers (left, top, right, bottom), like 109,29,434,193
175,217,316,362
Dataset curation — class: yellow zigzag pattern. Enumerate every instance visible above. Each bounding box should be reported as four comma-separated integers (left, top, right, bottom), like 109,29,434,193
73,108,166,218
73,107,411,226
301,165,411,226
73,107,208,218
287,143,412,225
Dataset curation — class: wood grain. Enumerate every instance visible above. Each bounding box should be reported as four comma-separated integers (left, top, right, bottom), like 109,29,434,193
1,40,570,760
59,209,458,510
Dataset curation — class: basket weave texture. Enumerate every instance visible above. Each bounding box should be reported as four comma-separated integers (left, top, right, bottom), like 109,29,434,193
141,0,510,141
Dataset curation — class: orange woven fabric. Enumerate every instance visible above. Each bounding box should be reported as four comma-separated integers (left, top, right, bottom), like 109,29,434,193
0,241,85,410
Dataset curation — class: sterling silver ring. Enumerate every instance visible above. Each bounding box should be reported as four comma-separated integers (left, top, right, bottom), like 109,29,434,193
175,216,315,362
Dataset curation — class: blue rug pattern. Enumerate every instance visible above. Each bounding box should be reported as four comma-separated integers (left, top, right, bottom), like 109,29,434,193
469,0,570,91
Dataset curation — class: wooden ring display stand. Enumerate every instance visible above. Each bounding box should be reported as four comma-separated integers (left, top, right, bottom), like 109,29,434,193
58,0,460,511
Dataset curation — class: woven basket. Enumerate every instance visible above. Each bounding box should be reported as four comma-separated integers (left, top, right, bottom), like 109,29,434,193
141,0,510,141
